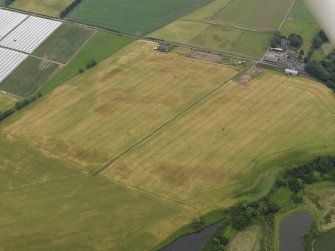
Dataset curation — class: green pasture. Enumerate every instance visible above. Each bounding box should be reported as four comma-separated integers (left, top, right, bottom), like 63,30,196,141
40,32,134,94
0,135,192,251
213,0,293,30
0,94,17,112
0,57,59,97
69,0,213,36
10,0,72,17
34,24,95,64
151,21,271,58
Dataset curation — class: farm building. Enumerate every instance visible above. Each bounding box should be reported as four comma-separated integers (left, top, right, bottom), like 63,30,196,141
264,55,280,63
285,69,298,76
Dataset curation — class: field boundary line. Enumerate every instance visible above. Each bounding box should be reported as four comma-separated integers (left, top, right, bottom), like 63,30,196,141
101,175,200,211
93,72,241,176
278,0,296,31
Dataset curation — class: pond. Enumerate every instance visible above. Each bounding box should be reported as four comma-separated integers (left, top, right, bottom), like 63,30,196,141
160,222,223,251
279,211,313,251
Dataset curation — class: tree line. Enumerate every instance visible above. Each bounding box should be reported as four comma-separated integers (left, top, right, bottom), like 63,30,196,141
60,0,82,18
188,155,335,251
0,93,42,122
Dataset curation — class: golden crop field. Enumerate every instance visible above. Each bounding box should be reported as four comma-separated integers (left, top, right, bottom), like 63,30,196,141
102,72,335,210
11,0,72,17
3,40,335,249
4,40,238,170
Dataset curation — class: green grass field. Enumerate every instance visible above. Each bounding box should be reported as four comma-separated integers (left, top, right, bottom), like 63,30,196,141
281,0,320,51
0,94,17,112
40,31,134,94
0,57,59,97
34,24,95,64
69,0,213,36
149,0,278,58
0,136,193,250
10,0,72,17
214,0,293,30
151,21,271,58
314,229,335,250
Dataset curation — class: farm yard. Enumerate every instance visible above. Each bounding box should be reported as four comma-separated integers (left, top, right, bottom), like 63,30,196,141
10,0,73,17
69,0,213,36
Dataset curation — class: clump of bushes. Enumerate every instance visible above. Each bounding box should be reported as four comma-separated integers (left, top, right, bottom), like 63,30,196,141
60,0,82,18
78,59,97,74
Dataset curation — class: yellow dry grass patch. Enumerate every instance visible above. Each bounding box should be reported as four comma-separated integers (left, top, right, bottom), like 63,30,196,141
102,72,335,209
228,225,261,251
11,0,72,17
4,40,237,170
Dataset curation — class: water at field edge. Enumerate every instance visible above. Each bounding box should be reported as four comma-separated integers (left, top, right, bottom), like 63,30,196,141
160,221,223,251
279,211,313,251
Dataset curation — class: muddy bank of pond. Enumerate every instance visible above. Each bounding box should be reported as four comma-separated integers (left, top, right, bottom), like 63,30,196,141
279,211,313,251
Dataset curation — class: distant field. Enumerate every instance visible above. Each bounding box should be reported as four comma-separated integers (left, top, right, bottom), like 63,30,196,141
149,0,277,58
0,94,16,112
214,0,293,30
151,20,272,58
69,0,213,35
40,31,134,94
0,57,59,97
5,41,237,167
288,0,316,23
10,0,72,17
34,24,95,64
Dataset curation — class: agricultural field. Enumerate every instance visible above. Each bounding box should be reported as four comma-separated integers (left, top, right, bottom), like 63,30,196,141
214,0,293,30
41,31,134,94
0,136,193,250
150,0,292,58
69,0,213,36
0,57,59,97
4,40,238,168
152,21,272,58
0,94,16,112
314,228,335,251
10,0,72,17
33,24,95,64
101,71,335,209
